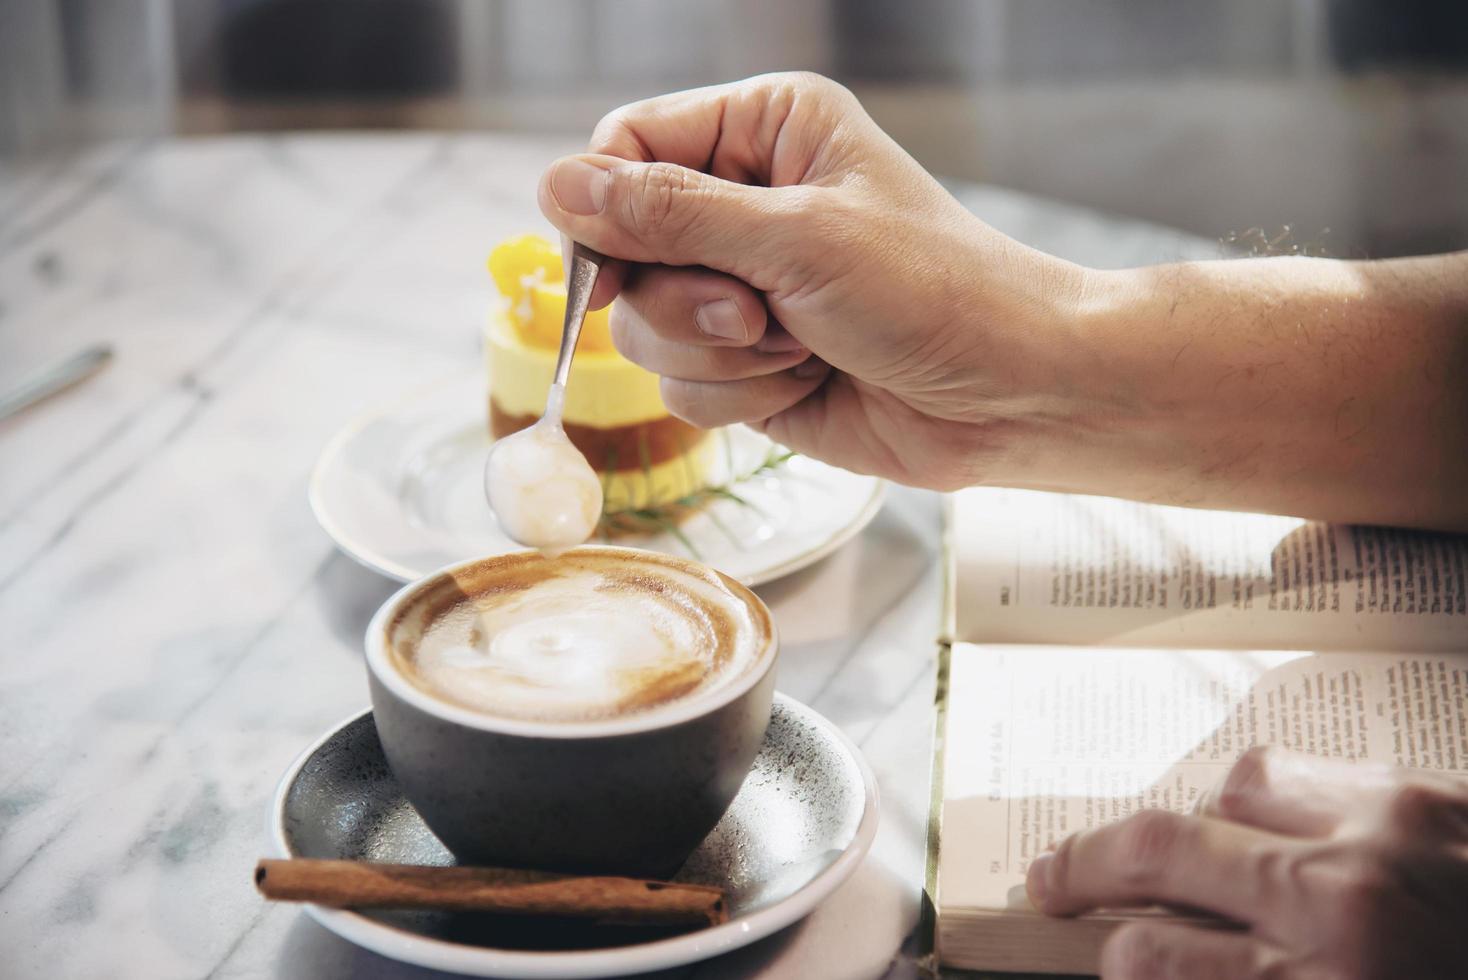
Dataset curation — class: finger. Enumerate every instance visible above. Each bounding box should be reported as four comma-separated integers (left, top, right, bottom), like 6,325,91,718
618,265,771,348
589,84,737,170
1100,921,1285,980
612,312,809,383
587,72,856,186
537,153,810,288
660,359,832,428
1197,746,1396,839
1372,777,1468,842
1027,810,1292,925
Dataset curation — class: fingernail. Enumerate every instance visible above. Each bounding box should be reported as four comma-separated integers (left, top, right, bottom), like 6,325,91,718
794,357,828,380
1192,789,1216,815
1026,853,1052,908
549,158,609,215
757,328,806,354
694,299,749,343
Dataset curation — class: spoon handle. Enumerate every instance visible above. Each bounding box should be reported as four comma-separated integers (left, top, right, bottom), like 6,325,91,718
550,243,604,397
0,344,113,422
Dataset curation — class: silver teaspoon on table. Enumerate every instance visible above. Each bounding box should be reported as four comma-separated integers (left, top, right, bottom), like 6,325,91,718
0,344,113,422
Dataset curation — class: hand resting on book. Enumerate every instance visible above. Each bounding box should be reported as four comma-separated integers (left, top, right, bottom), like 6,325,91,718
1025,745,1468,979
537,72,1468,529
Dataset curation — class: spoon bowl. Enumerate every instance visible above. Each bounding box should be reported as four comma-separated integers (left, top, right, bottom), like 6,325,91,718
483,243,605,553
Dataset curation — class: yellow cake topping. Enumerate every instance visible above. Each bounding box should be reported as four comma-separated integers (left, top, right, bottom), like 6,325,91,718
487,234,614,353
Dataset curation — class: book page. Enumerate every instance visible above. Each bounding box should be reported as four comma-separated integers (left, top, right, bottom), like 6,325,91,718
950,488,1468,650
938,643,1468,913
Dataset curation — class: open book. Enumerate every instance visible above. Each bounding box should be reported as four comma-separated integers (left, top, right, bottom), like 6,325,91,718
931,488,1468,975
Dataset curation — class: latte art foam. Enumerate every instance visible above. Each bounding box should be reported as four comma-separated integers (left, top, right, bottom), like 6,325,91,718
387,551,768,722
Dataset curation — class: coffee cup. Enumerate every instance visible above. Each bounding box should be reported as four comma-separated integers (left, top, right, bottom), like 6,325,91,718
365,546,778,877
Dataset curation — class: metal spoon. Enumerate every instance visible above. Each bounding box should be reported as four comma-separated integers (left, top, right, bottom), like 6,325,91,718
541,242,603,425
0,344,113,422
482,242,605,552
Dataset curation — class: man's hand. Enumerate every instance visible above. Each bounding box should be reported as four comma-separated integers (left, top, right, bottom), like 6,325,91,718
536,71,1089,490
538,71,1468,528
1027,747,1468,978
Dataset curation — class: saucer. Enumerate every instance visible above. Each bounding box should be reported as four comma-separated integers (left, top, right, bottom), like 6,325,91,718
269,695,880,978
308,373,885,585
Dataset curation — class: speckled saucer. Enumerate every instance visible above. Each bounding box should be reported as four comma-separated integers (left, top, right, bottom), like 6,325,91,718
268,695,879,978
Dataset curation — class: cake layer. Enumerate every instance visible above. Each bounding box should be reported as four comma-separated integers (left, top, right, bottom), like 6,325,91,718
490,399,710,471
484,309,667,426
598,434,719,511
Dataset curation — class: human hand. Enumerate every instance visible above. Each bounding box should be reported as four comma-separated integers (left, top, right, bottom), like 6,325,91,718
1026,746,1468,978
536,72,1091,490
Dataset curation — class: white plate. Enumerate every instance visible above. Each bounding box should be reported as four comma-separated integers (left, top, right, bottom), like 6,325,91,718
269,696,880,978
309,373,885,585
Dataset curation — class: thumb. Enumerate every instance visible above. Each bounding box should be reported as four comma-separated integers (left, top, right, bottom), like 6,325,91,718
537,153,803,288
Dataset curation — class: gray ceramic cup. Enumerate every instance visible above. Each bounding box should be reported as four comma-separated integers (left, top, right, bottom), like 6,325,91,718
365,547,778,878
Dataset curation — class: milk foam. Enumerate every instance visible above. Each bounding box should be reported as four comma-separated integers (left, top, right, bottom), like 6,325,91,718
397,557,764,722
485,420,602,555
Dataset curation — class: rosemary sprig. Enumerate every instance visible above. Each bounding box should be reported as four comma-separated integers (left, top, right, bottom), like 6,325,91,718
599,445,797,557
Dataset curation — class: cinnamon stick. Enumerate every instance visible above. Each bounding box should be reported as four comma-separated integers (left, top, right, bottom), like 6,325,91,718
254,858,727,927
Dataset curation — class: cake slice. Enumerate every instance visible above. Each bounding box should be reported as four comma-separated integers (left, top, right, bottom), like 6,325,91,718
484,235,716,514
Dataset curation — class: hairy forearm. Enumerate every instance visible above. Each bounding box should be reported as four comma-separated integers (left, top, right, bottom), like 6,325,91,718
1021,252,1468,529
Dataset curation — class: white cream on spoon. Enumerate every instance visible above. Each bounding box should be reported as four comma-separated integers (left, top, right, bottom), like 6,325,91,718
484,383,601,555
484,243,604,556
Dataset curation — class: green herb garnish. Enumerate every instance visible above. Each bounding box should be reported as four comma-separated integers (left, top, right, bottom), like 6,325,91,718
599,440,796,558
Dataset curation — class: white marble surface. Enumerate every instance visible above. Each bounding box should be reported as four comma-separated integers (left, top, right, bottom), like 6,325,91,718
0,133,1217,980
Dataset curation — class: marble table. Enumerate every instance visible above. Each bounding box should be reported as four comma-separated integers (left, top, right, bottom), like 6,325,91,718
0,133,1218,980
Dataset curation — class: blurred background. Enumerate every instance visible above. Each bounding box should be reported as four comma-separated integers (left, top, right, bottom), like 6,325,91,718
3,0,1467,257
